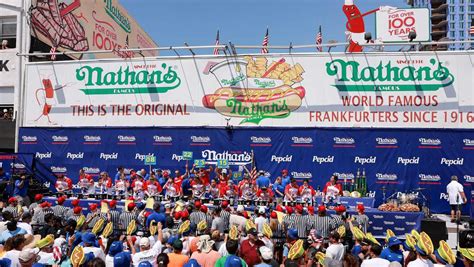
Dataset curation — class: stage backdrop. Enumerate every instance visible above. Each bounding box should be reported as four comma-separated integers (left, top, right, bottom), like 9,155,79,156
22,52,474,128
18,127,473,214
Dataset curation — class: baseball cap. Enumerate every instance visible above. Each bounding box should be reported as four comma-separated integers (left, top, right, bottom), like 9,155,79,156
109,200,117,208
114,251,132,266
388,236,402,247
259,246,273,260
57,196,66,205
8,197,17,203
287,229,298,240
108,241,123,256
295,205,303,214
236,205,244,213
0,258,11,267
139,237,150,247
357,204,365,213
258,206,266,214
89,203,98,211
248,228,258,236
270,211,277,219
82,232,97,244
127,202,136,211
34,194,43,202
318,205,326,213
184,259,201,267
139,261,153,267
307,206,314,215
225,255,244,267
173,239,184,251
73,206,82,214
71,199,80,207
19,248,40,263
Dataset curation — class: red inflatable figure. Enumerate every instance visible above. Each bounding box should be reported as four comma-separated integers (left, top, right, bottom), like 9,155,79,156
343,0,380,52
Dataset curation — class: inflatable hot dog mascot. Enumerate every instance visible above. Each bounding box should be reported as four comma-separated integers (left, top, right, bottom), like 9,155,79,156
202,56,306,125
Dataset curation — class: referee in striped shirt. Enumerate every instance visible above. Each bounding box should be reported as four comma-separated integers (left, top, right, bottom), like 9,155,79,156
331,205,346,228
293,205,310,238
52,196,69,218
3,197,20,219
283,206,297,230
220,202,231,231
190,202,207,226
310,205,336,238
108,200,121,227
119,202,137,230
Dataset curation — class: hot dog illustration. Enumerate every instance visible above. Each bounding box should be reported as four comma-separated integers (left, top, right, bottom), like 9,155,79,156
343,0,380,52
203,57,306,124
34,79,66,124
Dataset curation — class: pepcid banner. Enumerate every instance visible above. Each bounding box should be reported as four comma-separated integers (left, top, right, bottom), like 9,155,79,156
23,52,474,128
18,127,474,214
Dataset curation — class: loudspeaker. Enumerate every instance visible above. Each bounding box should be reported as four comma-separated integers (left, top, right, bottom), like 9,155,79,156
421,219,448,249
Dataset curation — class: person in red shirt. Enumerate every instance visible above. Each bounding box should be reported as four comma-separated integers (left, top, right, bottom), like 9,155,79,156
322,175,343,202
207,179,220,199
298,179,316,202
215,168,232,183
239,176,256,200
55,174,72,193
131,173,146,200
197,165,212,185
256,186,274,202
284,178,299,201
240,228,265,267
77,169,94,195
98,172,113,194
220,179,238,199
144,175,162,197
174,163,190,190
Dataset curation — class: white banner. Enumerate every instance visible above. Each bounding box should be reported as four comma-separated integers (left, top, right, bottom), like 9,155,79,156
23,52,474,128
376,8,430,43
0,50,18,87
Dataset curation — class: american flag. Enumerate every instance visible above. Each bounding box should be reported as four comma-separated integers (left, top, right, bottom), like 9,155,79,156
470,19,474,35
261,28,269,54
213,30,220,55
125,35,129,49
50,46,56,61
316,25,323,52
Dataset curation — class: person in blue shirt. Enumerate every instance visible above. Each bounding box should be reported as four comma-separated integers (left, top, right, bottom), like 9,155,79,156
156,169,166,187
256,171,271,189
0,167,12,200
181,174,194,197
281,169,291,188
14,175,29,199
380,236,404,264
146,202,166,228
0,220,27,244
114,166,125,182
273,176,285,199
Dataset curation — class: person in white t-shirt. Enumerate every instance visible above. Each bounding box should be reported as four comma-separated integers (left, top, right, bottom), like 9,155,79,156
82,232,105,261
254,207,268,234
446,175,467,223
326,231,345,261
361,244,390,267
129,222,163,267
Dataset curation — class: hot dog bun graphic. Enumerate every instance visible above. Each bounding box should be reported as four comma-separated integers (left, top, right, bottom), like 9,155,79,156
203,57,306,124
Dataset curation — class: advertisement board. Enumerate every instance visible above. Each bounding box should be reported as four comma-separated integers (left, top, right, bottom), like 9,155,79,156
0,50,17,88
18,126,474,215
376,8,431,43
29,0,158,59
23,52,474,128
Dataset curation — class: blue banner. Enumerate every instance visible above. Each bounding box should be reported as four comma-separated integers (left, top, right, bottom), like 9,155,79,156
18,127,474,214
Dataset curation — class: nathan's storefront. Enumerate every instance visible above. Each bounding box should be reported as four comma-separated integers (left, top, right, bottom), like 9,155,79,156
16,51,474,236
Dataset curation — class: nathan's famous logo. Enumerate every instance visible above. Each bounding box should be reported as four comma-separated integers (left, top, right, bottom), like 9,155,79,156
76,64,181,95
326,58,454,92
104,0,131,33
202,57,306,124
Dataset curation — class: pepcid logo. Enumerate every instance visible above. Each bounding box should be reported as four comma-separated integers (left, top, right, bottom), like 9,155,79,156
191,136,211,143
66,152,84,160
312,156,334,164
118,135,136,143
52,135,68,143
440,193,449,200
251,136,272,143
333,137,355,145
291,172,312,179
354,156,376,165
333,172,355,180
136,153,155,161
440,157,464,166
464,175,474,183
21,136,37,143
271,155,292,163
376,173,398,181
291,137,313,146
397,157,420,166
83,167,100,174
172,154,184,162
51,166,67,173
100,153,118,161
153,136,173,143
376,137,398,145
419,174,441,182
83,135,101,143
35,152,52,160
418,138,441,146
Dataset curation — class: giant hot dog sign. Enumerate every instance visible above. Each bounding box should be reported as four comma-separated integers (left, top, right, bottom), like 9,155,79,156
23,52,474,128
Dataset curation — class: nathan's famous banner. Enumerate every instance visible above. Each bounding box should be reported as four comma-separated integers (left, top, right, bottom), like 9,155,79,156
23,52,474,128
30,0,158,59
18,127,474,216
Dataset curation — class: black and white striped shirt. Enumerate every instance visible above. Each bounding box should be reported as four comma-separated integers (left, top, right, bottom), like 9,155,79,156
311,215,336,238
109,209,121,227
293,214,310,238
190,211,206,226
86,212,107,228
32,208,54,225
52,205,70,218
220,209,230,230
353,214,369,233
3,206,20,219
283,214,297,230
119,211,136,230
331,214,344,228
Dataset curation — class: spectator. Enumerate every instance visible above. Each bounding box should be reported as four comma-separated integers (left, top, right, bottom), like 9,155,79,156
215,239,247,267
130,223,163,266
168,239,189,267
256,246,277,267
0,220,27,244
380,237,403,264
361,244,390,267
83,232,106,261
211,207,225,234
190,235,220,267
256,171,270,189
1,40,8,49
240,227,264,267
326,231,345,261
254,207,268,234
18,212,33,235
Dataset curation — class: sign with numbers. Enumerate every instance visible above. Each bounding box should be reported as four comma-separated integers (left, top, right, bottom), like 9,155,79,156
144,155,156,165
194,159,206,168
182,151,193,160
217,159,229,169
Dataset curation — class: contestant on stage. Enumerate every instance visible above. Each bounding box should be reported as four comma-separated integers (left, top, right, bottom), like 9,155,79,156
198,165,212,185
78,169,94,196
164,176,180,199
115,173,130,198
239,174,256,200
191,177,206,199
322,175,343,204
281,169,291,187
207,179,220,199
55,174,72,193
174,163,190,190
221,179,238,200
273,176,285,200
299,179,316,203
216,168,232,183
256,186,274,202
145,175,162,198
284,178,299,202
131,173,146,200
97,172,113,195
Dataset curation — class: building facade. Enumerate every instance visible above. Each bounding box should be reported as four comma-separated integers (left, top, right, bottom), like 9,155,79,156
410,0,474,50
